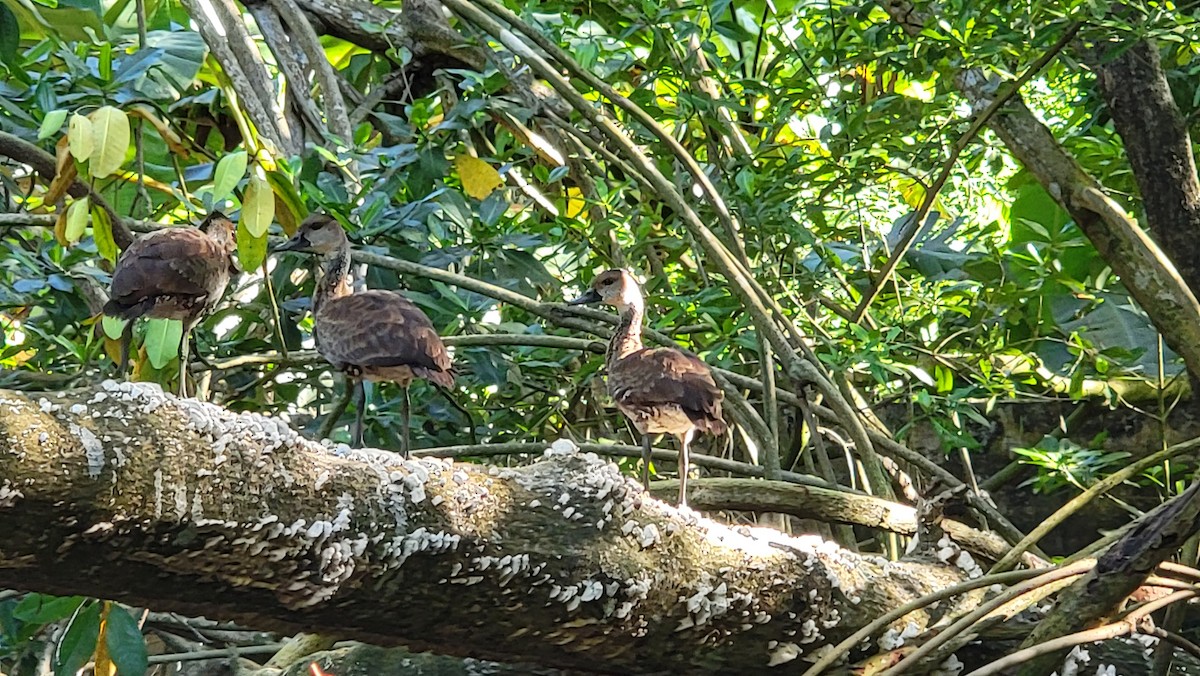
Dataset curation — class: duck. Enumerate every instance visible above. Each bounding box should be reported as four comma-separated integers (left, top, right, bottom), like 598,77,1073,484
273,213,454,456
104,211,237,396
569,268,726,507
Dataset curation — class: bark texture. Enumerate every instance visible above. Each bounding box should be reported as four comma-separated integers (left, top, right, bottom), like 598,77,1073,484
1092,37,1200,295
0,382,979,674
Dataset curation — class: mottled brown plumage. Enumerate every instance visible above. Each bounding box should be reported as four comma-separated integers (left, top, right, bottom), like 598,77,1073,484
273,213,453,455
104,211,237,396
569,269,726,507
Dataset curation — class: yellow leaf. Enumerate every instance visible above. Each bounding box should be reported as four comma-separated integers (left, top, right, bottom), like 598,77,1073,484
455,155,503,200
91,206,119,264
45,136,78,205
242,172,275,237
94,603,116,676
564,187,587,220
68,113,94,163
89,106,131,179
127,104,189,157
65,197,89,244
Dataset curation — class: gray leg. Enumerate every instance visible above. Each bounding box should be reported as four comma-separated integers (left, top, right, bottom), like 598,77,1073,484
178,330,191,398
641,434,652,490
352,378,366,447
679,429,695,508
400,385,411,459
118,319,134,377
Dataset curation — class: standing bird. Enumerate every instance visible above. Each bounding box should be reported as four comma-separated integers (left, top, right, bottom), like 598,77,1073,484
273,214,454,456
104,211,237,397
569,269,726,508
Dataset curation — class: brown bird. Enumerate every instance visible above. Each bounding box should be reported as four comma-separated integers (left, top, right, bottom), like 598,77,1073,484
569,269,726,508
273,214,454,456
104,211,237,397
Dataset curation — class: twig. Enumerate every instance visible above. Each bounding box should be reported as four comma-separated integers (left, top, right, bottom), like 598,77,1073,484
147,643,286,664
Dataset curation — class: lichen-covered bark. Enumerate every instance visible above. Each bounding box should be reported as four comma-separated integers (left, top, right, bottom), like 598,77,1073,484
0,382,980,673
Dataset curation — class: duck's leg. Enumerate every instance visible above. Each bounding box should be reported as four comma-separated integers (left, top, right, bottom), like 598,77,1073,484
177,328,192,398
400,385,411,459
641,434,652,489
118,318,134,377
678,428,696,508
352,377,366,447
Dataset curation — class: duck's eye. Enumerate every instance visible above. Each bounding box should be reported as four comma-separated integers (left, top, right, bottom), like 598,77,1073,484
601,278,614,286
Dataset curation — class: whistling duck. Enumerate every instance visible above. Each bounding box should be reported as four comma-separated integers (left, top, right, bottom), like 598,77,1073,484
273,213,453,456
569,269,726,507
104,211,237,397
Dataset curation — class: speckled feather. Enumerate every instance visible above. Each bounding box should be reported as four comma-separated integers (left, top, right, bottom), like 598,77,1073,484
315,290,454,388
104,221,235,324
608,347,726,437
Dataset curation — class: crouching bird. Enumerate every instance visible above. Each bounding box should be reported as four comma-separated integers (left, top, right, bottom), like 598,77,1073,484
273,213,454,456
569,268,726,508
104,211,237,397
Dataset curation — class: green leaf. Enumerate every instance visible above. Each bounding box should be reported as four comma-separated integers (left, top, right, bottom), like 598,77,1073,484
103,605,147,675
12,594,84,624
241,172,274,237
0,2,16,66
89,106,131,179
68,113,94,163
54,601,101,676
143,318,182,370
210,150,247,206
38,110,68,141
65,197,89,244
91,206,118,264
237,218,267,271
101,315,128,340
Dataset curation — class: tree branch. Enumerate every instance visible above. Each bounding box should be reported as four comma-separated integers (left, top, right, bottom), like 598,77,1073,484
0,381,980,674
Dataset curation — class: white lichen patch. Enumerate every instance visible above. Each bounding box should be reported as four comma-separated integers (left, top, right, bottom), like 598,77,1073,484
0,480,23,507
71,424,104,478
878,621,922,650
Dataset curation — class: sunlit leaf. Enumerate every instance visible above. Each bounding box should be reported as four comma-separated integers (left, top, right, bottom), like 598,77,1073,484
143,318,182,370
94,604,115,676
92,206,118,263
64,197,89,244
265,169,305,236
454,154,503,200
237,218,267,271
241,171,274,237
211,151,248,206
102,315,128,340
563,187,586,220
38,110,68,141
68,113,94,163
89,106,131,179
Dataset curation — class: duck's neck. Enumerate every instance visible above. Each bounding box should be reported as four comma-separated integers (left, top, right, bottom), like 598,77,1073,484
313,244,352,313
608,301,644,363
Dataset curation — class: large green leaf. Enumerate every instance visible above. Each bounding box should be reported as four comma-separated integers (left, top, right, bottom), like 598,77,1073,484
237,218,267,271
210,150,247,206
143,318,182,369
54,601,100,676
104,605,148,675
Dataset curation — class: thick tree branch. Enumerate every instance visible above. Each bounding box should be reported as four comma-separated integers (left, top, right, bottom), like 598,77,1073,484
1090,36,1200,295
0,381,987,674
0,131,136,249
